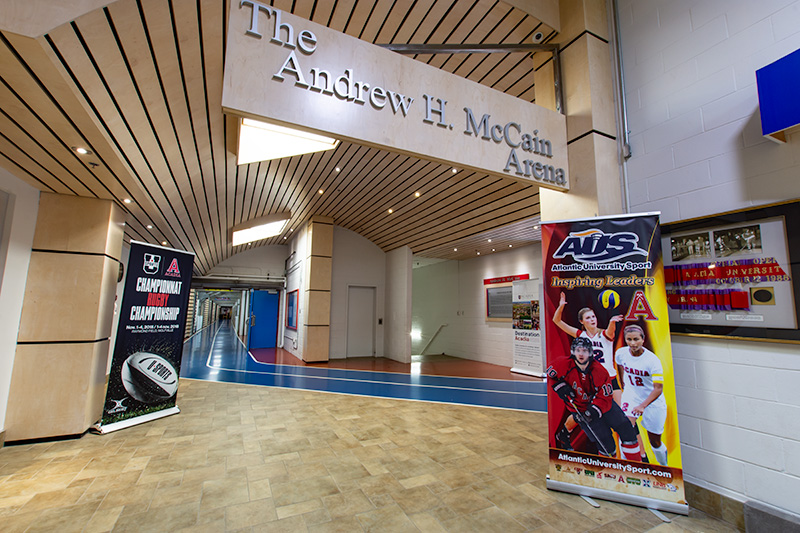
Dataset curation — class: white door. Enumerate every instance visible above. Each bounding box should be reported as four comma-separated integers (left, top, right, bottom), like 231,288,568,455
346,286,376,357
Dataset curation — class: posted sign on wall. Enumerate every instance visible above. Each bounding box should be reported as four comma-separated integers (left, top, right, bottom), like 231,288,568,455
222,1,569,190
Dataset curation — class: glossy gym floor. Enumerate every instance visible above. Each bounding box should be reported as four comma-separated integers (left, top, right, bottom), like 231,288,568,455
180,321,547,413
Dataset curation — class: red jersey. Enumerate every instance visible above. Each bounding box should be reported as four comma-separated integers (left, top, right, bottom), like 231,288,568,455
546,356,613,414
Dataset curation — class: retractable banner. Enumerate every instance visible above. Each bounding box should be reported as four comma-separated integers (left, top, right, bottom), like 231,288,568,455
511,278,544,377
97,241,195,433
542,214,687,514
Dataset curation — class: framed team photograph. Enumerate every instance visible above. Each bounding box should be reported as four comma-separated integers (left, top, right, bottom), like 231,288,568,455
661,200,800,343
670,232,712,261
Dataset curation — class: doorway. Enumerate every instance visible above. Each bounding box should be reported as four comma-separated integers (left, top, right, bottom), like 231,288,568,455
346,286,376,357
248,289,280,350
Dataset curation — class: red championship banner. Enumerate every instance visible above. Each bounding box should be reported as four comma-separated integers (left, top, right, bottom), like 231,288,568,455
542,214,688,514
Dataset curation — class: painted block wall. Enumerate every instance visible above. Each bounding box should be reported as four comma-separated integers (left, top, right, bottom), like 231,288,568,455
207,244,288,278
412,244,542,367
329,226,386,359
283,223,308,358
617,0,800,515
0,167,39,433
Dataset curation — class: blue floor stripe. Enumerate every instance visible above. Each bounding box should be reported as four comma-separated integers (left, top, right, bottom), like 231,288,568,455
180,321,547,412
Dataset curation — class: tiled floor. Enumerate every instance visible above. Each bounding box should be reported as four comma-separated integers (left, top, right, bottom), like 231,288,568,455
0,379,738,532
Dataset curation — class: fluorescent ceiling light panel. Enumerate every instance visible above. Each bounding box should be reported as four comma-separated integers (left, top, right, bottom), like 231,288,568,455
231,213,290,246
237,118,339,165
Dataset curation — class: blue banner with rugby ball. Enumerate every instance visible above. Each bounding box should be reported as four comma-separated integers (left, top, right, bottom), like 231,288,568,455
97,241,195,432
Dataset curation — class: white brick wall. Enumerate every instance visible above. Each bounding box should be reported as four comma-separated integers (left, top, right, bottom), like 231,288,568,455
618,0,800,516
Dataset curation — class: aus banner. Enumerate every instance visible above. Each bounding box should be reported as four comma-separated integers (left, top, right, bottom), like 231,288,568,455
542,213,688,514
97,241,195,433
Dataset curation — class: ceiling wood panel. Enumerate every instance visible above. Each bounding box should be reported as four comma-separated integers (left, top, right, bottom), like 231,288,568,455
0,0,558,274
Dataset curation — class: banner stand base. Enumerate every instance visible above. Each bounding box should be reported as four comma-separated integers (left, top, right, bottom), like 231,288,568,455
92,406,181,434
649,508,672,522
546,476,689,516
510,367,545,378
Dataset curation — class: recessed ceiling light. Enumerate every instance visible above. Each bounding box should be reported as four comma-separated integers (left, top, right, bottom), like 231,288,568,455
161,241,167,246
318,189,324,194
335,167,340,172
488,239,492,243
146,224,153,229
492,249,495,252
414,192,420,197
509,244,512,248
73,146,92,155
123,198,132,204
534,225,539,230
388,209,393,214
452,168,457,173
453,248,457,252
477,251,480,255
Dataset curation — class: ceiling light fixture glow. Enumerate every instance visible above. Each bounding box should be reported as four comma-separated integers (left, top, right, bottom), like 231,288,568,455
231,212,291,246
236,118,339,165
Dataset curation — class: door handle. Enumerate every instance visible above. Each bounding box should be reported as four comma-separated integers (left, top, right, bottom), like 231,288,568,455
251,314,256,326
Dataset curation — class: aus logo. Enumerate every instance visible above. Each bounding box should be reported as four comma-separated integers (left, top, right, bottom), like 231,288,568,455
553,229,647,263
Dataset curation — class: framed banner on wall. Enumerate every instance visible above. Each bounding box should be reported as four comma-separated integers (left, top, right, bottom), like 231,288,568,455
662,200,800,343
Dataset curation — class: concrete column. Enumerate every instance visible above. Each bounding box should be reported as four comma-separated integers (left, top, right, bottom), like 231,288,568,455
302,216,333,362
384,246,412,363
5,193,124,441
539,0,622,221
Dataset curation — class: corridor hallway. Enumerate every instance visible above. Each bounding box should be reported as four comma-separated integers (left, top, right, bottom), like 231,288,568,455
181,321,547,412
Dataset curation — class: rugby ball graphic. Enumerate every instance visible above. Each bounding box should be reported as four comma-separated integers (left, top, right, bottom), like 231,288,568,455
121,352,178,404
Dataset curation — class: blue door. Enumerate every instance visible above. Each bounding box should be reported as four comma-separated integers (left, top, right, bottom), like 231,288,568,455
248,290,279,349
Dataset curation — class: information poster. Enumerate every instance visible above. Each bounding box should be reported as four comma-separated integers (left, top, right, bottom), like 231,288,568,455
542,214,687,514
97,241,195,433
511,278,544,376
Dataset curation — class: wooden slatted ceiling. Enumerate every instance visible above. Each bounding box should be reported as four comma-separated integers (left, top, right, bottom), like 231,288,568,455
0,0,557,275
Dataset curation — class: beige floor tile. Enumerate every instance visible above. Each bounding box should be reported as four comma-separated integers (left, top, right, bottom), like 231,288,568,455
0,380,739,533
201,476,250,510
322,489,375,518
533,502,603,531
83,504,124,533
467,506,528,533
26,501,102,533
276,497,323,519
112,501,199,532
272,475,340,507
225,497,278,528
356,503,419,532
253,514,309,532
438,487,495,515
389,486,442,514
307,515,364,532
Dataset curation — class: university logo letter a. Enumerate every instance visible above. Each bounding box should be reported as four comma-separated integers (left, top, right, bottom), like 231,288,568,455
165,258,180,277
624,290,658,320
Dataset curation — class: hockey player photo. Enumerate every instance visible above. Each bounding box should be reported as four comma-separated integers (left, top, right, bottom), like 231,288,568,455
615,325,669,465
552,291,623,402
546,337,642,462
